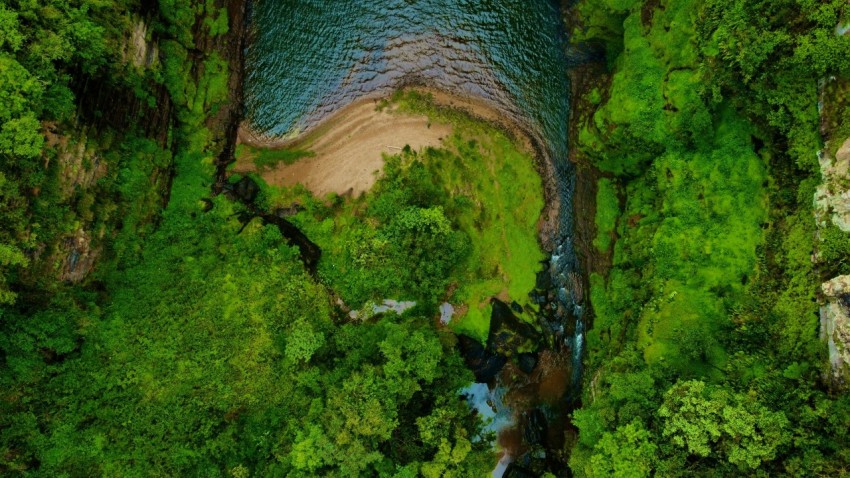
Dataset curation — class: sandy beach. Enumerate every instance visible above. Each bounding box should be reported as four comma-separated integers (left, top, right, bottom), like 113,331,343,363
233,88,536,198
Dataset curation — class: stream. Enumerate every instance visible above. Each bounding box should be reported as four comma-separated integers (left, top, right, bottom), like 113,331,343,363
243,1,585,475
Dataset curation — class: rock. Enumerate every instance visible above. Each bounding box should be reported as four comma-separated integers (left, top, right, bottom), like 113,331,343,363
517,352,539,374
58,229,98,283
530,291,547,305
535,269,552,290
523,408,548,447
232,176,260,203
488,299,541,356
122,17,159,69
274,203,304,218
439,302,455,324
44,128,109,200
814,137,850,232
820,275,850,387
458,334,507,383
373,299,417,315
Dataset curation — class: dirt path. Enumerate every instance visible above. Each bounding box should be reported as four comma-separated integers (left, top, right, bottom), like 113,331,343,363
235,88,539,198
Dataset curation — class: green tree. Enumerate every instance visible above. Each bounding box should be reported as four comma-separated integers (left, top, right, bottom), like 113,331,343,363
658,380,790,470
0,241,26,304
586,420,657,478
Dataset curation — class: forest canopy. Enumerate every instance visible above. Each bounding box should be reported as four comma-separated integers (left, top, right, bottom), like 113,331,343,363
2,0,850,476
569,0,850,476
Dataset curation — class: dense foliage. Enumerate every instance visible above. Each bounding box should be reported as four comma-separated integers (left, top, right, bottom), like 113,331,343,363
263,90,546,342
2,150,495,476
0,0,122,303
4,0,850,475
0,2,497,477
570,0,850,475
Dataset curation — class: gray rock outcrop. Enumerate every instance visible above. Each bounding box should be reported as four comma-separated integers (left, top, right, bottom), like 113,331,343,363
820,275,850,387
814,137,850,232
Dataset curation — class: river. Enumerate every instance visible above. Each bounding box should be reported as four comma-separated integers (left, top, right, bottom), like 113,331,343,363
243,1,585,475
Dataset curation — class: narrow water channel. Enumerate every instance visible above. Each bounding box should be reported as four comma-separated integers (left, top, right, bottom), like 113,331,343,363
243,1,585,475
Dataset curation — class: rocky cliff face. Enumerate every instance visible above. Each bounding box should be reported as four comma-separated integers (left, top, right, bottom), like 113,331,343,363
42,127,108,283
208,0,248,191
816,71,850,388
31,0,248,287
123,16,161,70
815,137,850,233
32,15,172,285
821,276,850,386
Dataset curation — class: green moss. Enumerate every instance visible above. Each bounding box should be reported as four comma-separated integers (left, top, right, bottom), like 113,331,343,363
594,178,620,252
820,223,850,275
203,0,228,36
588,87,602,105
200,53,229,113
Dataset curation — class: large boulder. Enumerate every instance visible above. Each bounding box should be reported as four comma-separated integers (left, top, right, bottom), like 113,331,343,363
517,352,539,374
814,137,850,232
232,176,260,203
821,275,850,387
488,299,541,357
457,334,507,383
523,408,548,447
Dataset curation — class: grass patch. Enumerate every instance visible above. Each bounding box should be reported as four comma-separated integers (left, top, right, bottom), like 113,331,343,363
235,143,314,171
593,178,619,253
384,90,545,340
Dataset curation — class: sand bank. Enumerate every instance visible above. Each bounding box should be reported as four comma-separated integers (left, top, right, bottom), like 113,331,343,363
233,88,535,198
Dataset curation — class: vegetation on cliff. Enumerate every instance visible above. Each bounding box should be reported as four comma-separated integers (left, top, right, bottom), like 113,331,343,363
570,0,850,475
0,0,131,303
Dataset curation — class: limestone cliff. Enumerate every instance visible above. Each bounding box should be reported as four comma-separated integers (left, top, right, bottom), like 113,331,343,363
815,137,850,233
821,276,850,386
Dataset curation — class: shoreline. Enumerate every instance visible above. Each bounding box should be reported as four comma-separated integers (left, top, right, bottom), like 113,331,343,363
236,87,536,154
235,86,563,251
